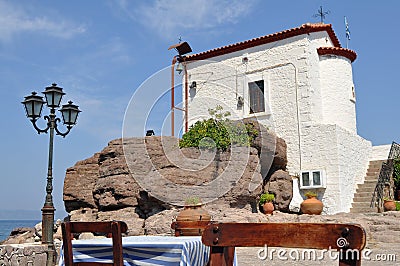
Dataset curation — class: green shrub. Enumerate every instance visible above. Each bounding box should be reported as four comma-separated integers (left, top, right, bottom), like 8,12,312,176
184,196,202,206
304,191,317,198
259,193,275,205
396,201,400,211
179,105,258,150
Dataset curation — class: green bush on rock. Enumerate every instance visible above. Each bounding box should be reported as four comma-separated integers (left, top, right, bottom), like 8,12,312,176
179,105,258,150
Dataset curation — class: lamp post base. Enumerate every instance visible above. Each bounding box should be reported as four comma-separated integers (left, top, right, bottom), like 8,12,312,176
42,205,55,266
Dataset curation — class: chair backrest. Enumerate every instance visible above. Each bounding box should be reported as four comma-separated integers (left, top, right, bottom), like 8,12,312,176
202,222,366,266
61,221,128,266
171,220,213,236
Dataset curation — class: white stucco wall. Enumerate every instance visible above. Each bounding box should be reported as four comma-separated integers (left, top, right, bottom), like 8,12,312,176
297,124,371,214
186,34,316,173
184,29,372,214
370,144,391,161
319,56,357,133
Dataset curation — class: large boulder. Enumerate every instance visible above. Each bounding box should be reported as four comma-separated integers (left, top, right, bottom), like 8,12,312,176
267,170,293,212
63,127,290,236
1,228,35,244
63,154,101,212
243,119,287,178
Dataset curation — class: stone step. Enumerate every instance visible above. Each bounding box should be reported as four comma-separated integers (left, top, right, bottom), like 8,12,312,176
353,196,372,202
359,188,377,193
351,200,375,205
363,180,378,184
354,192,373,199
351,201,372,208
354,191,374,197
357,181,377,187
367,165,381,169
368,160,385,167
350,160,385,214
359,185,377,191
355,187,375,194
365,173,379,181
350,206,377,213
356,184,376,190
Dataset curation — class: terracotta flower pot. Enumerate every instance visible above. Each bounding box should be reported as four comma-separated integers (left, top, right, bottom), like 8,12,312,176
300,196,323,215
262,202,274,215
176,204,211,236
383,200,396,211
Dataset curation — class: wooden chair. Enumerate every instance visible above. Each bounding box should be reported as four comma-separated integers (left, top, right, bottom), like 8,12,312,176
61,221,128,266
171,220,213,236
202,222,366,266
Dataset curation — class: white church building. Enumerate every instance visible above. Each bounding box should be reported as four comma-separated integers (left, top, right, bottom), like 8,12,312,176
176,23,390,214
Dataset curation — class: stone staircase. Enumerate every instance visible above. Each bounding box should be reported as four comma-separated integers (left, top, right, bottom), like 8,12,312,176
350,160,384,213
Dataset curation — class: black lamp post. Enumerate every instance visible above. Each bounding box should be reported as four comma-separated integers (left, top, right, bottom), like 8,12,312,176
22,83,81,265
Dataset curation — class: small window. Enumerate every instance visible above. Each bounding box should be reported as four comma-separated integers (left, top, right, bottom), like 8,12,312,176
248,80,265,114
313,171,321,186
350,86,356,102
300,170,326,189
302,172,310,186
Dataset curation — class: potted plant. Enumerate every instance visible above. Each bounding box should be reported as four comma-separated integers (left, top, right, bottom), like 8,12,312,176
259,193,275,215
300,191,323,215
175,197,211,236
383,197,396,211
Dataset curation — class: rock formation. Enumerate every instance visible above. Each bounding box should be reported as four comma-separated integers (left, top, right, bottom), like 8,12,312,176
63,122,291,235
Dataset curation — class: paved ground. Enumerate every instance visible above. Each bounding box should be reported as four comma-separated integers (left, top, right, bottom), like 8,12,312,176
230,211,400,265
235,242,400,265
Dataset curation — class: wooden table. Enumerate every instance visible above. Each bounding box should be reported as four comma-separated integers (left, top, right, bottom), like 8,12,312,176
58,235,210,266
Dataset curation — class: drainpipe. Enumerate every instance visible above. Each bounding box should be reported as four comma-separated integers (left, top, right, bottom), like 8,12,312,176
171,56,177,136
245,62,302,172
184,61,189,133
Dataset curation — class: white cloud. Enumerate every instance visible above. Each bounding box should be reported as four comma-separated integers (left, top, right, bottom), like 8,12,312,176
0,1,86,42
117,0,257,39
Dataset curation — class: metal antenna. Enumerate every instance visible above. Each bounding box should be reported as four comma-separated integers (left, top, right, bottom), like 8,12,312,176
344,16,351,48
313,6,330,23
178,36,182,43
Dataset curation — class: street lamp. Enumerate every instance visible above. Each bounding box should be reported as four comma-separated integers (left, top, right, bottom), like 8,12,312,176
22,83,81,265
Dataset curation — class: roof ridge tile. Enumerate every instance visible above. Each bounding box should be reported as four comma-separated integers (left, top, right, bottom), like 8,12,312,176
185,23,342,61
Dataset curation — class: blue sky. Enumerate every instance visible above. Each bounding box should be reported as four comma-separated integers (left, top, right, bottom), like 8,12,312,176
0,0,398,219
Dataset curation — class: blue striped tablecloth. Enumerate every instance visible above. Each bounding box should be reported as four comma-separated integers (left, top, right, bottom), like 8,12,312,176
58,235,210,266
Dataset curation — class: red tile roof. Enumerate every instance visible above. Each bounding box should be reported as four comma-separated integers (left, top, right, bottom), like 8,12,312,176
317,47,357,62
184,23,352,62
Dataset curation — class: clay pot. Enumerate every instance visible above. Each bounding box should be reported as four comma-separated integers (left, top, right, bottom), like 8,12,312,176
262,202,274,215
300,196,323,215
383,200,396,211
176,204,211,236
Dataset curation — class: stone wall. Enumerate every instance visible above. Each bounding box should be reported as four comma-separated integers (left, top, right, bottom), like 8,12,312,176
0,244,47,266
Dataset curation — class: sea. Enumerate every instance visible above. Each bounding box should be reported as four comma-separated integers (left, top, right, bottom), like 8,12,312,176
0,220,40,242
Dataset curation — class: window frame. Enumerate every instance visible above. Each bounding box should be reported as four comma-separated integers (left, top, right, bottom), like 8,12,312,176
248,79,265,114
299,170,326,189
